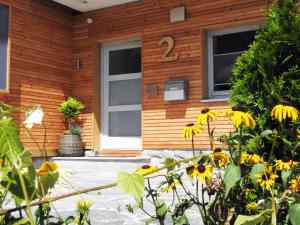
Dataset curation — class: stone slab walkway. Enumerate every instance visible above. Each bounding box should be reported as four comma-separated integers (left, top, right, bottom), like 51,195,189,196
48,157,203,225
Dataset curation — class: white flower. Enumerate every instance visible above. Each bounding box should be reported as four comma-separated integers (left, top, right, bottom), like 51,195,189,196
23,106,44,129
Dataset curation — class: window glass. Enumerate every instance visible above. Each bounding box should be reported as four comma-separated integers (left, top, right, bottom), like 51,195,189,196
109,79,141,106
0,4,9,90
211,29,256,94
109,111,141,137
109,47,141,75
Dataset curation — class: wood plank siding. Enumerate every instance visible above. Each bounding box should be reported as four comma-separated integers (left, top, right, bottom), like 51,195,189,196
0,0,271,156
72,0,268,152
0,0,72,156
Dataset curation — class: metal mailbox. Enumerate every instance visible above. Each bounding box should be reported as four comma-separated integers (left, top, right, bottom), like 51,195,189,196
164,80,188,101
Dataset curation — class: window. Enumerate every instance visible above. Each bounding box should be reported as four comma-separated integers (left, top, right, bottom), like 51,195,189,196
0,4,9,91
207,26,256,99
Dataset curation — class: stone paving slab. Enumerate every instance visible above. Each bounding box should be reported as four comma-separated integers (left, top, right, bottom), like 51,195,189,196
49,158,203,225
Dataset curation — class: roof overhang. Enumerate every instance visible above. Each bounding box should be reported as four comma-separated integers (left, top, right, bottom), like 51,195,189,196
52,0,140,13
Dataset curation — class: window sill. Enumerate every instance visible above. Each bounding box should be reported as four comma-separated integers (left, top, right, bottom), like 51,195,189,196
201,97,229,103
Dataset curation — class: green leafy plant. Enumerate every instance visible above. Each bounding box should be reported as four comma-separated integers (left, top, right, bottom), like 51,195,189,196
59,97,85,135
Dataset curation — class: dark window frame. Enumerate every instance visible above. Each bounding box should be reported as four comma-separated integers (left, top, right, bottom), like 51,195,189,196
0,3,9,92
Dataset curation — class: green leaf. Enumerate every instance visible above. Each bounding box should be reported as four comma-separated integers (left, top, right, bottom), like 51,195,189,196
117,172,144,200
0,117,23,159
20,149,34,168
134,197,143,208
289,203,300,225
144,217,157,225
250,163,265,187
173,214,189,225
154,199,168,217
38,172,59,196
224,164,241,197
234,209,272,225
2,164,37,201
164,158,177,172
281,170,291,189
12,217,30,225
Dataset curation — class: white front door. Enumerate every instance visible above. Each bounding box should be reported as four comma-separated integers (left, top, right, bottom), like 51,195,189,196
101,40,142,150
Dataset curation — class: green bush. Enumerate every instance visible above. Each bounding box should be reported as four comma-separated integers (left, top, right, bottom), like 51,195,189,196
59,97,85,133
230,0,300,157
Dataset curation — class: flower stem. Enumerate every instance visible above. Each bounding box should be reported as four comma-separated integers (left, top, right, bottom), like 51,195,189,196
42,122,48,161
24,126,45,159
238,128,243,165
192,136,195,157
268,132,277,163
201,184,208,225
196,179,199,200
207,119,213,151
16,166,34,225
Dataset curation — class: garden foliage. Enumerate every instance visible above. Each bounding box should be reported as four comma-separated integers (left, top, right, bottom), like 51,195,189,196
230,0,300,158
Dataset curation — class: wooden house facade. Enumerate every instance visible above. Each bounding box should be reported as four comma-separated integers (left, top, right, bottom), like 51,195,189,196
0,0,269,156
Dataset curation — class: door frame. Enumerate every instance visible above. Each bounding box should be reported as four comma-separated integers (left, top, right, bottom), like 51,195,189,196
100,40,142,150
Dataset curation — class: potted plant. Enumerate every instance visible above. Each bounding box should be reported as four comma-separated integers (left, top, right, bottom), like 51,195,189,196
58,97,85,156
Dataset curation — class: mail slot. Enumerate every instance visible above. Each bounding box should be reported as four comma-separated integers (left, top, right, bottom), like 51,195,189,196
164,80,188,101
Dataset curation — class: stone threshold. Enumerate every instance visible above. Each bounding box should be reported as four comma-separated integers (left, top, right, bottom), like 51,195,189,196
52,156,151,163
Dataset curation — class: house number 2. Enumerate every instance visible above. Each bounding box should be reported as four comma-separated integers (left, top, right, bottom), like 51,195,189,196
158,36,179,62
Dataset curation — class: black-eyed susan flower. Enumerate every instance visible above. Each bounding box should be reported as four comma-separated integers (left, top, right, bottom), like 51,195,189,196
163,180,181,192
275,157,298,170
76,199,93,213
246,202,257,213
135,165,158,175
240,151,263,165
186,164,212,184
255,166,278,190
37,161,58,176
290,176,300,192
210,148,230,167
226,105,256,129
271,102,300,122
182,123,203,140
196,108,218,125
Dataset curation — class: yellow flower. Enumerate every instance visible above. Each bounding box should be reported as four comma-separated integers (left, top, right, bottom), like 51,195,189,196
163,180,180,192
226,105,256,129
196,108,218,125
290,176,300,192
241,151,262,165
135,165,158,175
186,164,213,184
275,157,298,170
37,161,58,176
246,202,257,213
271,102,300,122
255,166,278,190
0,158,4,167
210,148,230,167
182,123,203,140
76,199,93,212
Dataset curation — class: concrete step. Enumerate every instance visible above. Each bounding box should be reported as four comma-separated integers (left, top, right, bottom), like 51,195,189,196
52,156,151,163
